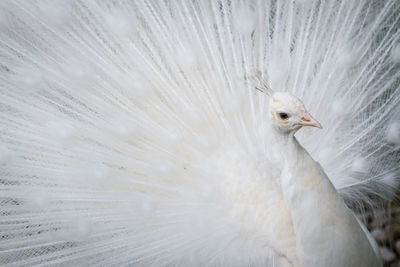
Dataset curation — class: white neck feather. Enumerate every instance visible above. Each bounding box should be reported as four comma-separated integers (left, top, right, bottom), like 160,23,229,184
273,127,380,267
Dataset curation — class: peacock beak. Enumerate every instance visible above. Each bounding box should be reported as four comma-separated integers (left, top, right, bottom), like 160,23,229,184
299,112,322,129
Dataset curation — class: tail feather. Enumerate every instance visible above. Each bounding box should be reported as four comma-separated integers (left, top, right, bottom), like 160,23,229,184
0,0,399,265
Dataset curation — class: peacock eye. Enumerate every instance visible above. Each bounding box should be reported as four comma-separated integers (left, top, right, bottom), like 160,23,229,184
278,112,289,120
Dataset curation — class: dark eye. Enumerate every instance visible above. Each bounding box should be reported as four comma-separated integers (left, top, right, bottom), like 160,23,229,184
278,112,289,120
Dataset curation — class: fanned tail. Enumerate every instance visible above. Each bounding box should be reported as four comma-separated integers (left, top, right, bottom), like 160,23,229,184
0,0,399,265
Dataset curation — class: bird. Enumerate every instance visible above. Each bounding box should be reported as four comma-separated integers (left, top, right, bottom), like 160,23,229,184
252,76,381,266
0,0,399,266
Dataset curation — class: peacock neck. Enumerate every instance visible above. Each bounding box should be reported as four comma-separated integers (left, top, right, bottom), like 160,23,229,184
271,126,304,166
275,126,324,200
274,127,380,267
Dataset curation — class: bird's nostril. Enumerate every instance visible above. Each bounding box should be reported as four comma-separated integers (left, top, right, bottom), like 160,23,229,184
301,112,312,122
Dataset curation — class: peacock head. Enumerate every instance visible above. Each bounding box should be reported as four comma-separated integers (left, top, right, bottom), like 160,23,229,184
269,92,322,133
252,72,322,133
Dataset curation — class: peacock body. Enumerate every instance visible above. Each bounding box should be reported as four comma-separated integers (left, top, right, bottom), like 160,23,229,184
0,0,400,266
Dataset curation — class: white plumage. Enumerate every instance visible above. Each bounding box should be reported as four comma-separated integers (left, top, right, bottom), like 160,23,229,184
258,86,380,266
0,0,399,266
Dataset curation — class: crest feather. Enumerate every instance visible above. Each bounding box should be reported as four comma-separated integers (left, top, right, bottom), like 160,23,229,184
250,70,274,96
